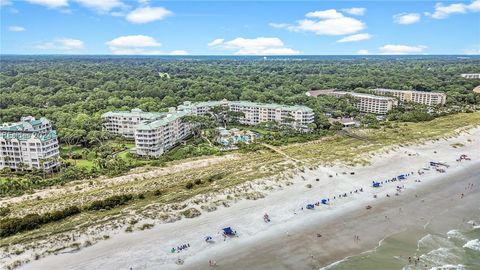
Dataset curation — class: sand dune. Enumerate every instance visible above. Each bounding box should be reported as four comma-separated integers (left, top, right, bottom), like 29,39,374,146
16,128,480,270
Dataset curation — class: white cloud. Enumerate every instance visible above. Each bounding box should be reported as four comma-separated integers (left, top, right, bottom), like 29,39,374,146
26,0,68,8
269,23,289,29
306,9,344,19
169,50,189,55
337,33,372,43
393,13,421,24
208,38,224,47
208,37,299,55
273,9,366,36
35,38,84,52
427,0,480,19
342,7,366,16
463,44,480,54
357,49,370,55
74,0,124,13
464,48,480,54
380,44,427,54
126,6,172,24
289,17,365,36
8,26,26,32
106,35,166,54
0,0,12,6
106,35,160,47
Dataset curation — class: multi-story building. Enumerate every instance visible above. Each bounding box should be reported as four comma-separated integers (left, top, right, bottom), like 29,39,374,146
461,74,480,79
133,108,192,157
308,89,398,115
373,88,447,106
0,116,60,172
101,108,165,139
103,100,314,157
185,100,315,130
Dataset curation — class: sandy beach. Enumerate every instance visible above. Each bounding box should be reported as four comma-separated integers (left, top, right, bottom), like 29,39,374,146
13,127,480,270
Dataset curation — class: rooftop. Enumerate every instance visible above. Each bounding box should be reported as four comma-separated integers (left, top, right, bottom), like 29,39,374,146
306,89,337,97
192,100,313,112
101,109,166,120
0,117,49,132
335,91,397,100
309,89,396,100
374,88,446,95
136,110,190,130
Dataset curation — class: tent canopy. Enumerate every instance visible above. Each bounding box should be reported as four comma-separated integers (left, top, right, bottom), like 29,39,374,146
223,227,234,235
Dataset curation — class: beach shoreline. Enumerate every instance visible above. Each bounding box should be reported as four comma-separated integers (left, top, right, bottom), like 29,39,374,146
12,127,480,270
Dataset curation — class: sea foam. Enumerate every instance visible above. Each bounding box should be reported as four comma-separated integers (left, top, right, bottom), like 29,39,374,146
463,239,480,251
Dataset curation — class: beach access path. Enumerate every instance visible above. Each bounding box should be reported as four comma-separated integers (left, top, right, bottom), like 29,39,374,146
17,128,480,270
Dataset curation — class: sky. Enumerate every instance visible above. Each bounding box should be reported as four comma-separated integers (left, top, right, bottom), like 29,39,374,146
0,0,479,55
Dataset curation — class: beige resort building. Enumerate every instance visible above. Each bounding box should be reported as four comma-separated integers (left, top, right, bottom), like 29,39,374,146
187,100,315,130
307,89,398,115
0,116,60,171
373,88,447,106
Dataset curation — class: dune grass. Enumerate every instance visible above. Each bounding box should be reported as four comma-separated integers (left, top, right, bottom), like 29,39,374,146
1,112,479,251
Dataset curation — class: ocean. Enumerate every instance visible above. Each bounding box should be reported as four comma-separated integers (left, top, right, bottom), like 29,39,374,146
320,172,480,270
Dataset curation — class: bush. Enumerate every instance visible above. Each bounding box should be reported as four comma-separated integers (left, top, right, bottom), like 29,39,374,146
87,194,133,211
185,182,194,189
0,207,11,217
0,206,81,238
194,179,202,185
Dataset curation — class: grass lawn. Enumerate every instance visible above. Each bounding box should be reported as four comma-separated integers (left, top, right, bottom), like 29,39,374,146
60,145,84,155
67,159,94,170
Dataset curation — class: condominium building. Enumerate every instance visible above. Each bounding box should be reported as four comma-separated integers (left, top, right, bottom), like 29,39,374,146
133,108,192,157
185,100,315,130
103,100,314,157
0,116,60,172
101,108,165,139
373,88,447,106
308,89,398,115
461,74,480,79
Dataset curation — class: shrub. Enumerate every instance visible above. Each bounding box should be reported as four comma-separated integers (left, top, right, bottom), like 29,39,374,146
140,223,154,230
0,207,11,217
0,205,80,238
87,194,133,211
185,182,194,189
194,179,202,185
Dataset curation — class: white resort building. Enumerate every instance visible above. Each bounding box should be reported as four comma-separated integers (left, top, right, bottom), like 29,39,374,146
0,116,60,172
101,109,165,140
102,100,315,157
461,74,480,79
373,88,447,106
307,89,398,115
187,100,315,130
133,108,192,157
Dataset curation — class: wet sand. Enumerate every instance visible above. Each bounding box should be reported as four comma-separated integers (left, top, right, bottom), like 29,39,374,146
181,164,480,270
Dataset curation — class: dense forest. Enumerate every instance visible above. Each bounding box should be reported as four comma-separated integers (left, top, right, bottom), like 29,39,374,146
0,55,479,196
0,55,479,145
